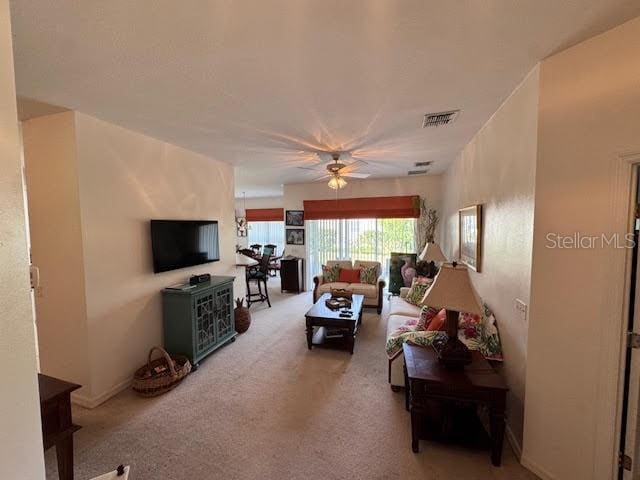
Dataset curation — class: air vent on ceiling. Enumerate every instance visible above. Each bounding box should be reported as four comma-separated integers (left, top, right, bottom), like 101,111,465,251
422,110,460,128
414,161,432,167
408,169,428,176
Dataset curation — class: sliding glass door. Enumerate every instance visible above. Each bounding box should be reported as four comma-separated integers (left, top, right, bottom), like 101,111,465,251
306,218,416,286
247,221,285,254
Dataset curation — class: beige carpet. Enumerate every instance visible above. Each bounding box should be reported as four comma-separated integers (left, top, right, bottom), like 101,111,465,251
46,278,538,480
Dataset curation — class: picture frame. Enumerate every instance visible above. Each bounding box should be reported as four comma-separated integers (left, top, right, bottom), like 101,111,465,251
286,228,305,245
286,210,304,226
458,205,482,272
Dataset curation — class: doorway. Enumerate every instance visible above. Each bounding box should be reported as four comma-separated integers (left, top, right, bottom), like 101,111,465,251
619,165,640,479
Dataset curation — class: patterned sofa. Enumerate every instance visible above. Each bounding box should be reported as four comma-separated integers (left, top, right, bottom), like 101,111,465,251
386,287,504,390
312,260,386,314
386,287,420,389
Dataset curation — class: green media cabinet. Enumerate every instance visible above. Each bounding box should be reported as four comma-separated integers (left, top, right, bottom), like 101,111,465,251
162,275,236,368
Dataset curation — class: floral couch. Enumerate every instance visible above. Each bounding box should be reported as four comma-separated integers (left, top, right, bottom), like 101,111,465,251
385,287,503,389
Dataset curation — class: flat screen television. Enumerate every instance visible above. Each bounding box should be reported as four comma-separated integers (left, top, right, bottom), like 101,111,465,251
150,220,220,273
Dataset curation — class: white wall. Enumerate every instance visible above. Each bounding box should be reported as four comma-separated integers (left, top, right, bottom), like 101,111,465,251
283,175,443,261
440,67,540,451
0,0,46,477
22,112,92,395
75,112,239,404
234,196,283,216
524,16,640,480
22,111,239,406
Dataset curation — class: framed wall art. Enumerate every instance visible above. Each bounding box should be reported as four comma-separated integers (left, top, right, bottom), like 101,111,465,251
286,210,304,226
286,228,305,245
458,205,482,272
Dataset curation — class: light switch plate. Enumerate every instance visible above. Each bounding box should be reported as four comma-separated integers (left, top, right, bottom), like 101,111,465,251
515,299,527,323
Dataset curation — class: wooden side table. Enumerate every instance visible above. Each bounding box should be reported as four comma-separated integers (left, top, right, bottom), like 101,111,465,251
38,373,81,480
281,256,304,293
402,343,508,466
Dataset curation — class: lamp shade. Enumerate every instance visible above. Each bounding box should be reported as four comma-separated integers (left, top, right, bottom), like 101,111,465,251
421,263,482,314
419,242,447,262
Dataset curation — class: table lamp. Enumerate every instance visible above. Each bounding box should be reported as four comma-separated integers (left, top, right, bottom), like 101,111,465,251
421,262,482,369
418,242,447,278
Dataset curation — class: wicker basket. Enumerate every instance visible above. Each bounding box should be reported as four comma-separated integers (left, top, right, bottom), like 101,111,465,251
132,346,191,397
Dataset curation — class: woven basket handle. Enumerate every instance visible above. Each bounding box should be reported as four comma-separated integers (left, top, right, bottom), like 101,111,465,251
147,346,177,377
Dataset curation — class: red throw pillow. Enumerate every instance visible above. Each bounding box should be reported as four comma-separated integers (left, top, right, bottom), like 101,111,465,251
338,268,361,283
426,309,447,331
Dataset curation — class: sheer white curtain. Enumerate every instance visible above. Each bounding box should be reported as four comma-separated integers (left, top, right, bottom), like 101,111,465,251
247,221,285,254
306,218,416,287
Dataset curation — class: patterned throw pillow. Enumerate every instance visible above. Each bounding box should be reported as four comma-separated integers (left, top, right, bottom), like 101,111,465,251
321,264,341,283
405,278,432,306
360,265,378,285
416,305,439,330
458,303,503,361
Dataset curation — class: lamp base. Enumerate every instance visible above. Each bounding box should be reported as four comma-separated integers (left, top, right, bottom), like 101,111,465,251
433,337,472,370
433,309,472,370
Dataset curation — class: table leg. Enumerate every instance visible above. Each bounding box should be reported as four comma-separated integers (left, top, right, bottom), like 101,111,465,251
306,323,313,350
404,366,410,412
410,408,420,453
56,435,74,480
349,329,355,354
490,410,506,466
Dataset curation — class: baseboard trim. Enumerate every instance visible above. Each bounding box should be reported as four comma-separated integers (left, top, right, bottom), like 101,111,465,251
71,378,131,409
505,422,522,460
520,454,557,480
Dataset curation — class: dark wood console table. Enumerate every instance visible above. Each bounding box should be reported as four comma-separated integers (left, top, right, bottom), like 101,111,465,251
38,373,81,480
280,256,304,293
402,343,508,466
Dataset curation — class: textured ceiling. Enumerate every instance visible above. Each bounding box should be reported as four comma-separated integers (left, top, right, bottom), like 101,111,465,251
10,1,640,197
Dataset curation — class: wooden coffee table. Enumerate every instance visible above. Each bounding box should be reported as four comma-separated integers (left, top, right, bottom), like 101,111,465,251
305,293,364,354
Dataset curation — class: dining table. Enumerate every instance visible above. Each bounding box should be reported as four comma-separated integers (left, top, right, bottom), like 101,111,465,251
235,252,259,268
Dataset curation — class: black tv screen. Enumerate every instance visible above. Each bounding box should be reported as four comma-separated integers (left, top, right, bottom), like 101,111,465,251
150,220,220,273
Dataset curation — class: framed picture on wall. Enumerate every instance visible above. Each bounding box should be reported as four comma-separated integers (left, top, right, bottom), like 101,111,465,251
286,210,304,226
458,205,482,272
286,228,305,245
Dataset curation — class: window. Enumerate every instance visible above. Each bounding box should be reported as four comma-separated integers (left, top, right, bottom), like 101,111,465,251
306,218,416,286
247,221,284,254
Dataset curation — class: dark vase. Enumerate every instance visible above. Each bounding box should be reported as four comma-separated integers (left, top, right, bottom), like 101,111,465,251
234,298,251,333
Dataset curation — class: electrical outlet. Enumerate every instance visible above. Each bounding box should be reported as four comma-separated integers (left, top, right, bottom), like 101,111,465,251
515,299,527,323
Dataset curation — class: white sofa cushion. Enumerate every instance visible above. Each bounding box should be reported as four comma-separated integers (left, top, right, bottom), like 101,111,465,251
348,282,378,300
386,314,417,337
317,282,351,295
388,295,422,318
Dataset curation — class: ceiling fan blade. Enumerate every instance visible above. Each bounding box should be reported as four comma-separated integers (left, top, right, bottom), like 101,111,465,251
338,159,368,174
297,165,325,171
342,172,371,179
313,174,330,181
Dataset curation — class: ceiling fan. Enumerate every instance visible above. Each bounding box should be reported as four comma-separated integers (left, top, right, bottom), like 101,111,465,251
298,151,371,189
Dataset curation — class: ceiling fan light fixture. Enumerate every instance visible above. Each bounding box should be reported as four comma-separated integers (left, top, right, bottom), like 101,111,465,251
328,175,347,190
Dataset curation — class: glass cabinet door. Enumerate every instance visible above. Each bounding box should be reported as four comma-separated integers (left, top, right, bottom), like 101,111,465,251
193,291,216,355
215,286,233,340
